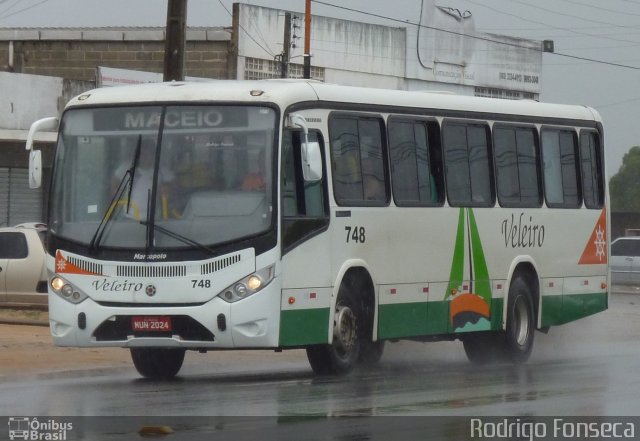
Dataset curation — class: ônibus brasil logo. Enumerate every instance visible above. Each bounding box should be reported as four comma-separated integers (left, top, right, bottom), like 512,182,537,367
8,417,73,441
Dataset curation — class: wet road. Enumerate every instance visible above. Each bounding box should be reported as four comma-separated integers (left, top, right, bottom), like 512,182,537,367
1,292,639,438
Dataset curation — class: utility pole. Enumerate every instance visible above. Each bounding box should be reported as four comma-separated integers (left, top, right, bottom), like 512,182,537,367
303,0,311,79
281,12,292,78
163,0,187,82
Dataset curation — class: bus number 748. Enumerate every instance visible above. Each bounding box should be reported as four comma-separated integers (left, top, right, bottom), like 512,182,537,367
345,226,366,244
191,280,211,288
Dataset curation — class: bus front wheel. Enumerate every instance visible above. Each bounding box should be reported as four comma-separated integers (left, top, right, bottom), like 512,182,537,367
358,340,385,365
306,285,362,375
130,347,185,379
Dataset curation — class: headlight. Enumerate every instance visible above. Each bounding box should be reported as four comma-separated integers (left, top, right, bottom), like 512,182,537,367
221,265,275,303
50,275,88,304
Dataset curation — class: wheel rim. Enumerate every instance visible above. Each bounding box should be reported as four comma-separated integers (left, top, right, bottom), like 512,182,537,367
333,304,357,356
513,295,531,347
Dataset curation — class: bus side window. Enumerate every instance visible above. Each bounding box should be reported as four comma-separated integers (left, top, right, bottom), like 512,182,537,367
579,130,604,209
442,121,494,207
494,125,542,208
541,128,581,208
281,130,329,252
388,117,443,206
329,115,388,206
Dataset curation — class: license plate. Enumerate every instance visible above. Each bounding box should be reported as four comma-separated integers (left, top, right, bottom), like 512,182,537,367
132,316,172,332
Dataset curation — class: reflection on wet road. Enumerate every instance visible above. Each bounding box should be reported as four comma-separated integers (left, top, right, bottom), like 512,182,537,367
1,293,639,420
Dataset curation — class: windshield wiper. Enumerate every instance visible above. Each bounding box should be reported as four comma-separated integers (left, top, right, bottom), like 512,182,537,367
126,135,143,216
88,136,143,252
138,221,216,256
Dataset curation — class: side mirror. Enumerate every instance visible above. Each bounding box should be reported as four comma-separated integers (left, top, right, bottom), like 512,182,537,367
26,117,58,152
29,150,42,189
289,113,323,183
26,117,58,189
302,141,322,182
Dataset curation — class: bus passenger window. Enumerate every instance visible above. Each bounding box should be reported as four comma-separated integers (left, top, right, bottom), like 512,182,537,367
494,126,541,208
329,115,387,206
541,129,580,208
388,118,442,206
580,131,604,209
442,122,493,207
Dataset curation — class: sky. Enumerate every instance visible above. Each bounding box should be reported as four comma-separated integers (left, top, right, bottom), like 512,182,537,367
1,0,639,177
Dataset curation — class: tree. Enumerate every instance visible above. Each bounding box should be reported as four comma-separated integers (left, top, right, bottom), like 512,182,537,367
610,146,640,212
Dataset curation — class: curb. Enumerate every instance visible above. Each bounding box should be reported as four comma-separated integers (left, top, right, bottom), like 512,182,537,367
0,318,49,327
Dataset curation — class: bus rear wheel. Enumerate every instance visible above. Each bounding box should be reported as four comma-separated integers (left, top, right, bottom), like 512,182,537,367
462,276,535,365
130,347,185,379
503,276,535,363
462,332,503,364
306,286,362,375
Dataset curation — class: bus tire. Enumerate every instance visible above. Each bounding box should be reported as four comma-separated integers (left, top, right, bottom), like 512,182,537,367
462,332,503,365
130,347,185,379
358,340,385,365
306,285,362,375
503,276,535,363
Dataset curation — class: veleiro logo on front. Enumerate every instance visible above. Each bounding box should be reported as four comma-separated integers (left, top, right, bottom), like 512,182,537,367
8,417,73,441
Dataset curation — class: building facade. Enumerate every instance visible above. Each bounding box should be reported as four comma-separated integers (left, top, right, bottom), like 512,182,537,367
0,2,543,227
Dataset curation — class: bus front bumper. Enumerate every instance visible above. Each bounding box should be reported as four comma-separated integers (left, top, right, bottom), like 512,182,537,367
47,281,282,349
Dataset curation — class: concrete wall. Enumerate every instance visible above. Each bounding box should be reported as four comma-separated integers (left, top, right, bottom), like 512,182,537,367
0,72,62,130
0,28,231,82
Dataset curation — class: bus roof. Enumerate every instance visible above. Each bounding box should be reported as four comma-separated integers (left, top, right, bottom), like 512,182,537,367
65,79,602,123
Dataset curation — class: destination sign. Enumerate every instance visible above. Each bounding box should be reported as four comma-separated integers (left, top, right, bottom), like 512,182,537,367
93,106,249,131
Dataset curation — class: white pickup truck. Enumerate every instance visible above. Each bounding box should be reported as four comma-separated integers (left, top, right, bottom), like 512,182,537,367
0,223,48,306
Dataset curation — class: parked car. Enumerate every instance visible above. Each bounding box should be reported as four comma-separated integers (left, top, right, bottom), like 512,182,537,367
0,223,48,305
610,236,640,286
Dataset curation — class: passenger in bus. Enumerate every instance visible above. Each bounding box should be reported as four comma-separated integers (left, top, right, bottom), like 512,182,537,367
241,149,266,191
361,157,385,202
112,137,175,221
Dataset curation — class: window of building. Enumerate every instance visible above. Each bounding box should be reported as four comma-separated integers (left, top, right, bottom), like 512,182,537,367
442,122,494,207
388,118,443,206
244,57,325,81
329,115,388,206
541,128,580,208
580,130,604,209
494,125,542,207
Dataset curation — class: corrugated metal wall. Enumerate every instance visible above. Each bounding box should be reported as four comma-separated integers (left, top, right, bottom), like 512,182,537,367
0,168,42,227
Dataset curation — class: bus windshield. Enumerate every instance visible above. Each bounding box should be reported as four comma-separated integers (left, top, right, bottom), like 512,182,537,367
50,104,276,250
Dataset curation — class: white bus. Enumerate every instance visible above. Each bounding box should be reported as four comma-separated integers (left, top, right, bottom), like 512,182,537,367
27,80,608,378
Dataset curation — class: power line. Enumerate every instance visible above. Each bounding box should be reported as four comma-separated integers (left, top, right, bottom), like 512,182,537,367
0,0,48,21
467,0,640,46
311,0,640,70
0,0,24,19
594,96,640,109
510,0,640,27
555,0,640,17
216,0,276,58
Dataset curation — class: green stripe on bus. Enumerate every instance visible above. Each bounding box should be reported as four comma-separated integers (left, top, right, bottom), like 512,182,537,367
378,301,449,339
468,208,492,302
446,208,466,300
378,297,503,339
490,298,504,331
378,302,429,339
279,308,330,346
541,292,608,327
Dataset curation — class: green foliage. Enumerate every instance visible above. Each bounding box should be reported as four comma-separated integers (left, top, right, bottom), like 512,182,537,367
610,146,640,212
